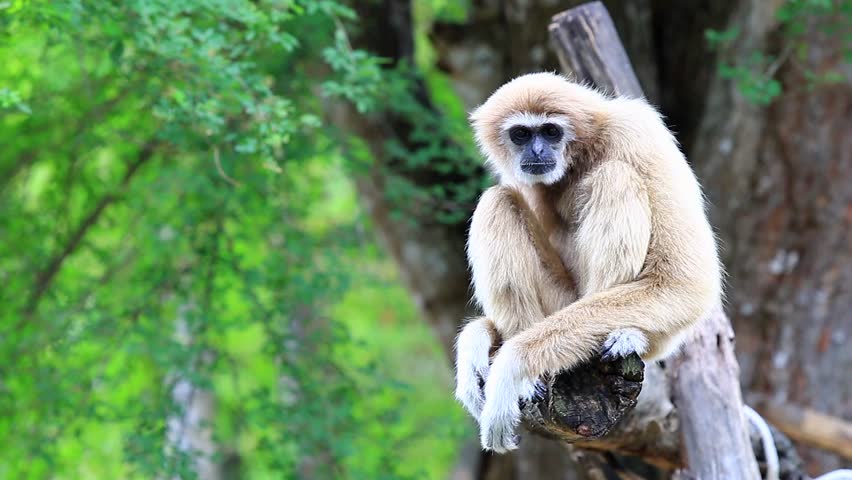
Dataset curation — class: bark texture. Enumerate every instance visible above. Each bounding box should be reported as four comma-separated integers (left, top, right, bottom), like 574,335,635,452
667,307,758,479
688,0,852,473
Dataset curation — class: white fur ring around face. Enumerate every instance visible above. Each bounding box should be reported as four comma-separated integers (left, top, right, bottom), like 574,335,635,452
478,343,537,453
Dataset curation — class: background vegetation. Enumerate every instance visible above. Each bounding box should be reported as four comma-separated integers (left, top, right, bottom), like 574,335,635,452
1,1,474,478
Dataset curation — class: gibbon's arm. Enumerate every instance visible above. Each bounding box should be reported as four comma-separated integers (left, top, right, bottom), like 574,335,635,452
466,186,575,338
456,186,574,421
573,160,653,359
573,161,650,298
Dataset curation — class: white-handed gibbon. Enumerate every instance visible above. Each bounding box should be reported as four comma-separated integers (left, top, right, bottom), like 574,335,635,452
454,72,722,453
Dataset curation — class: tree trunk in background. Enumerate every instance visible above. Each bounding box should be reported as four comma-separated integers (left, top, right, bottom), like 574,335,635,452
165,316,222,480
338,0,851,477
689,0,852,473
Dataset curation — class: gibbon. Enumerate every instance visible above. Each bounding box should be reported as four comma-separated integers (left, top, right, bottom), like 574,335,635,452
454,72,722,453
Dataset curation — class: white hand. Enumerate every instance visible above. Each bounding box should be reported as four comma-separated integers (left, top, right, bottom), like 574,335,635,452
478,342,537,453
455,322,493,419
601,327,648,360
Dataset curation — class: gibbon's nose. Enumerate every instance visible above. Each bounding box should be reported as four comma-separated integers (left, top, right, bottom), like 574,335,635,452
532,139,546,158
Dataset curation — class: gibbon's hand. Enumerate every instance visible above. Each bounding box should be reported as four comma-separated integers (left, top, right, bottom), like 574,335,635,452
478,341,541,453
600,327,648,361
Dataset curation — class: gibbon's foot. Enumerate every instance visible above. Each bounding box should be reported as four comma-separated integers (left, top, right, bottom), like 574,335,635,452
601,328,648,361
455,362,488,420
455,321,494,419
479,343,539,453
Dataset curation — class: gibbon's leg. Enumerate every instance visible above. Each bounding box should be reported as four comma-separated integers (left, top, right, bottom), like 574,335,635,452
466,185,575,338
454,317,499,419
457,185,574,424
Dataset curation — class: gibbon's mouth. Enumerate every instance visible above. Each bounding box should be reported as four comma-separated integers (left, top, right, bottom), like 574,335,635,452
521,162,556,175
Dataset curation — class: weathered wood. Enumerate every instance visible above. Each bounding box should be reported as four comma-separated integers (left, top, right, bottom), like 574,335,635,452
522,355,682,469
755,399,852,460
549,1,644,97
523,354,645,441
668,306,760,479
541,3,761,479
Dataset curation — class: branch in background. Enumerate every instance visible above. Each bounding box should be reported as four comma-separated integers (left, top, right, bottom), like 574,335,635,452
23,141,158,315
1,83,144,194
166,202,226,480
754,399,852,461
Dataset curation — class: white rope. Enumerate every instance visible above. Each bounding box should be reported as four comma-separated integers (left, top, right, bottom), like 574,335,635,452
745,405,852,480
814,471,852,480
745,405,779,480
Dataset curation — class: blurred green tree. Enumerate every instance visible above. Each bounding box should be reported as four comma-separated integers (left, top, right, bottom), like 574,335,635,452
0,1,471,478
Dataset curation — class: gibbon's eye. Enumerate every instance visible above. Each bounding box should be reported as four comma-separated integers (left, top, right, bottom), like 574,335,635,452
541,123,563,141
509,126,532,145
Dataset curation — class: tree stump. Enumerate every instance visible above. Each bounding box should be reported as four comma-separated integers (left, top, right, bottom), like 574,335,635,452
523,354,644,441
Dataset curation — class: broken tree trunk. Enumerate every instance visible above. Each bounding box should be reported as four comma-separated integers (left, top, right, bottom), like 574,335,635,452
516,3,763,479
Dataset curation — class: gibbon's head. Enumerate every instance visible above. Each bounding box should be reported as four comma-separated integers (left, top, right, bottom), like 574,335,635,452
469,72,603,186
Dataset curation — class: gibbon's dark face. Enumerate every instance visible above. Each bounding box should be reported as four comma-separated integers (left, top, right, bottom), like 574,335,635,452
508,123,564,175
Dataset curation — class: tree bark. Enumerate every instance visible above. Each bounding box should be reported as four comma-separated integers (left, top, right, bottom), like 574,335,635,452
687,0,852,473
166,316,222,480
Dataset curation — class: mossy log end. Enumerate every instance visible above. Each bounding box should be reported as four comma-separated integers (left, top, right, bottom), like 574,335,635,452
523,354,645,442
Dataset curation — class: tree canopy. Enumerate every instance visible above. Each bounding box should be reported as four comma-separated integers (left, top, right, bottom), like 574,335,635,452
0,1,475,478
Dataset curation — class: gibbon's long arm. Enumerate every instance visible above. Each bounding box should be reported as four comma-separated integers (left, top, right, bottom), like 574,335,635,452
454,316,498,419
573,160,653,359
466,186,576,338
573,161,650,298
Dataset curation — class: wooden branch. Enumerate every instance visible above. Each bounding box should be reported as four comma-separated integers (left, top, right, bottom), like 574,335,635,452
755,399,852,460
668,306,760,479
22,141,158,315
549,1,644,97
523,3,769,479
521,354,682,469
523,354,645,440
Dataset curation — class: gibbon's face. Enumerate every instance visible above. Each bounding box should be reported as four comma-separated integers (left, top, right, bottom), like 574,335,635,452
501,112,573,185
470,72,592,186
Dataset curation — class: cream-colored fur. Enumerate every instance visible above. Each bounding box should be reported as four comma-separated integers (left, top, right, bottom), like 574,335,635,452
455,72,722,453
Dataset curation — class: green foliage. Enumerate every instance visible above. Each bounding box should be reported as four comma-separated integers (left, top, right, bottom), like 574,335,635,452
0,87,30,113
0,1,470,479
717,51,783,106
322,27,388,114
777,0,852,67
703,27,740,50
706,0,851,105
